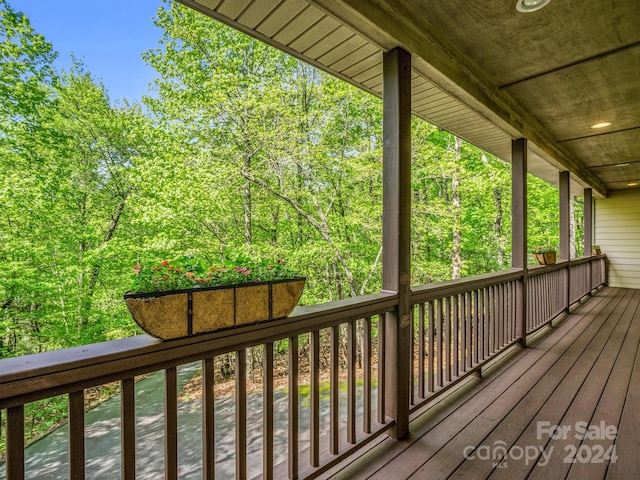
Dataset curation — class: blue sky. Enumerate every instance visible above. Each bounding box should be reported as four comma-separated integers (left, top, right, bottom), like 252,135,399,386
10,0,163,103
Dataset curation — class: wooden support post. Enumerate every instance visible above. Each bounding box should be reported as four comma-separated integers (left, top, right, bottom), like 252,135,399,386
202,358,215,480
7,405,25,480
584,188,593,256
512,138,528,346
382,46,411,441
559,171,570,311
559,171,571,261
236,349,247,480
121,378,136,480
69,391,85,480
584,188,593,292
165,367,178,480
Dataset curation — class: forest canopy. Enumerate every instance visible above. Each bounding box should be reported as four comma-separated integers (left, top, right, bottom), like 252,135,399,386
0,0,584,360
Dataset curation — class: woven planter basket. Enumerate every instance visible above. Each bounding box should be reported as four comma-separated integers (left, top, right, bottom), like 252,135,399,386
533,252,556,265
124,277,305,340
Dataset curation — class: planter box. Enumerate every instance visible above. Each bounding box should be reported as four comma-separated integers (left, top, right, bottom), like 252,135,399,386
124,277,305,340
533,252,556,265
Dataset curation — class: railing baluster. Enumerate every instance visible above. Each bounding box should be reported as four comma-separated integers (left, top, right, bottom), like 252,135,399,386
330,325,339,455
498,284,503,348
7,405,25,480
310,330,320,466
526,279,531,333
489,286,495,354
525,278,529,333
288,336,299,479
510,281,515,342
165,367,178,480
121,377,136,480
537,275,542,325
506,282,512,342
69,390,85,480
437,298,444,389
428,301,435,392
473,290,479,366
493,286,498,352
418,303,426,398
476,289,482,361
263,342,274,480
485,287,491,354
409,306,415,406
499,284,505,349
538,275,543,328
504,283,508,344
453,294,459,378
534,276,539,330
547,272,551,319
377,315,386,423
236,349,247,480
347,320,356,444
363,318,372,434
203,358,215,480
443,297,453,382
442,297,453,382
463,292,470,370
462,292,473,371
481,288,488,360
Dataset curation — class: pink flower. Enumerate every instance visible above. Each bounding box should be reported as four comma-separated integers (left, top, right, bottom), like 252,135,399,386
160,260,169,267
133,263,141,275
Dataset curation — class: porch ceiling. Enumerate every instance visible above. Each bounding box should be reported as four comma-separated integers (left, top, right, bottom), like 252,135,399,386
178,0,640,198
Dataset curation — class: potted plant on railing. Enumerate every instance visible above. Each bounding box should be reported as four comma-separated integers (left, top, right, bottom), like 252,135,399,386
532,246,557,265
124,256,305,340
592,244,602,255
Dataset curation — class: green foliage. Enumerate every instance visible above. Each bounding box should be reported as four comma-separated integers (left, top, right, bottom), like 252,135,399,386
532,245,557,254
130,256,298,293
0,1,593,458
0,0,584,363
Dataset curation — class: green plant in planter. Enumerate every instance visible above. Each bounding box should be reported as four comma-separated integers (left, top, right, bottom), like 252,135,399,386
591,244,602,255
130,255,297,294
125,255,305,340
532,246,557,265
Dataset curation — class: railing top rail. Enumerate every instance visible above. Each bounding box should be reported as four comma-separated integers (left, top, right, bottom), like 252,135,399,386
411,269,523,303
527,256,601,277
0,292,397,407
570,256,598,266
527,261,567,276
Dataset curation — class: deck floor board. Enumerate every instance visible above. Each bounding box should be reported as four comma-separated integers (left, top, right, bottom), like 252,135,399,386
326,287,640,480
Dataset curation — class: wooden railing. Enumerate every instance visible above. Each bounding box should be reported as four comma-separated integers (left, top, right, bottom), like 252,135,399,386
408,270,521,411
406,255,606,412
527,263,567,333
0,256,606,480
0,294,397,480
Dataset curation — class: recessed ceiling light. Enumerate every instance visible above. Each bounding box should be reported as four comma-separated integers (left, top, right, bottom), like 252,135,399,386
516,0,551,12
591,122,612,129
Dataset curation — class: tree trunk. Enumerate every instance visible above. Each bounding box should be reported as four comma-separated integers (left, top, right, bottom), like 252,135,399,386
451,135,463,279
493,187,504,267
570,195,576,259
80,190,129,325
242,149,253,246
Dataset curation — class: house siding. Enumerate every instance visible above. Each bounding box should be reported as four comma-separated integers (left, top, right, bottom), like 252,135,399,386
595,189,640,289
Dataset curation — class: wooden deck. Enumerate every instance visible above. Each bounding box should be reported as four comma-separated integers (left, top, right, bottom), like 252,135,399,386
327,286,640,480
